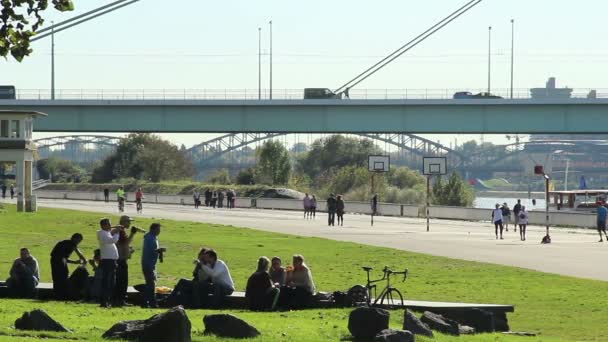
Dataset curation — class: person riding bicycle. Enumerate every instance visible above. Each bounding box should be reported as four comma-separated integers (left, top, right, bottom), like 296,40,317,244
135,188,144,213
116,186,126,212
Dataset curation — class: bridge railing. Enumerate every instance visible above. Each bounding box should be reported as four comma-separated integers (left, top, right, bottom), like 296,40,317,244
12,88,608,100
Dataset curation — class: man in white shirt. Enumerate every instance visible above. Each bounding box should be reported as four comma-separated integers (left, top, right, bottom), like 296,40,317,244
97,218,120,308
200,249,234,308
491,203,504,240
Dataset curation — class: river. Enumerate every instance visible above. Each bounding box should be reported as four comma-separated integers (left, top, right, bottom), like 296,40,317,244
474,197,546,210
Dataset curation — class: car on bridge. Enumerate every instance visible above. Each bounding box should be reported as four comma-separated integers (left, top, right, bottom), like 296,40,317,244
304,88,341,99
453,91,503,99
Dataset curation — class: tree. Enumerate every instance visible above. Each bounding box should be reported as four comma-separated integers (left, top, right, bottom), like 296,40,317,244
1,0,74,61
207,169,231,184
92,133,194,183
432,172,475,207
254,140,291,185
37,157,86,183
236,168,255,185
388,167,425,189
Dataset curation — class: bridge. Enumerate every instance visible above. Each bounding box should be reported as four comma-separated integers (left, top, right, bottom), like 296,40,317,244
3,98,608,134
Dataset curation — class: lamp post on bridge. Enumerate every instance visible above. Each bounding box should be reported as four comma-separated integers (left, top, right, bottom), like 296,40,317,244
258,27,262,100
510,19,515,99
487,26,492,94
269,20,273,100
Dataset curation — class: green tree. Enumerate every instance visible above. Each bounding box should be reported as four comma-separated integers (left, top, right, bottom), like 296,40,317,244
236,168,255,185
432,172,475,207
254,140,291,185
92,133,194,183
388,167,425,188
37,157,86,183
1,0,74,61
207,169,231,184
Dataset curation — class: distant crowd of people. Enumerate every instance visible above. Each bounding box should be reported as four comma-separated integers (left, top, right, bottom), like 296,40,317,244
303,193,378,227
6,216,316,311
192,188,236,209
491,199,529,241
1,183,15,199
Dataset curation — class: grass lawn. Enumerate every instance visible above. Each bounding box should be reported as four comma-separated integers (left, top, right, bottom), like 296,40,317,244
0,205,606,341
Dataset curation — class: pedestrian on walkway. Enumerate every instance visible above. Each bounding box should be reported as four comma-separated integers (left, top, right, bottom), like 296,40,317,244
103,188,110,203
211,191,218,208
303,193,311,219
371,194,378,216
226,189,234,209
310,195,317,218
492,203,504,240
336,195,345,226
596,205,608,242
513,199,522,232
518,206,529,241
501,203,511,232
204,188,212,207
218,191,224,208
10,184,14,199
2,183,7,198
97,218,120,308
193,190,201,209
327,194,337,226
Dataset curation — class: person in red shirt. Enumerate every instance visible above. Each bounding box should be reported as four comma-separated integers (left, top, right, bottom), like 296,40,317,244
135,188,144,214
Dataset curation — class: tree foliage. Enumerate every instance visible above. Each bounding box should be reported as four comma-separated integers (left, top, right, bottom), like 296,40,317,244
254,140,291,185
1,0,74,61
207,168,231,184
298,135,381,179
91,133,194,183
236,168,255,185
432,172,475,207
37,157,86,183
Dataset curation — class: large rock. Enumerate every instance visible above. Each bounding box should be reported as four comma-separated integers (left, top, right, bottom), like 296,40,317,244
494,311,510,332
459,325,476,335
420,311,459,336
374,329,415,342
348,307,390,339
15,309,70,332
443,309,495,333
403,310,433,337
102,306,191,342
203,314,260,339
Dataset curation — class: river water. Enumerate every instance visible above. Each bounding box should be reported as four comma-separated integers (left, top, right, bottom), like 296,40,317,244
474,197,546,210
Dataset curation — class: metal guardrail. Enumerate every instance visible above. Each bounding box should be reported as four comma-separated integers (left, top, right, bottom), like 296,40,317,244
32,179,51,190
9,88,608,101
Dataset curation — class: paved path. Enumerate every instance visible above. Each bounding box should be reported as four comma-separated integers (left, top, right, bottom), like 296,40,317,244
9,198,608,281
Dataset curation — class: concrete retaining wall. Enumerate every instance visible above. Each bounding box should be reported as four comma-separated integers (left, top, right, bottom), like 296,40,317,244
34,190,596,228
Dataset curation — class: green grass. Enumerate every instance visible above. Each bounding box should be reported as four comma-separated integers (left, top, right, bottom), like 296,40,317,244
0,205,606,341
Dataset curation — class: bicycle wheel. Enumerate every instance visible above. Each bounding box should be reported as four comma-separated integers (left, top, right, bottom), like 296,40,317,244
380,288,404,308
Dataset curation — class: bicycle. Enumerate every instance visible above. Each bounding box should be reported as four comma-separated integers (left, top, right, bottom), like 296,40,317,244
136,199,143,213
118,198,125,212
358,266,408,308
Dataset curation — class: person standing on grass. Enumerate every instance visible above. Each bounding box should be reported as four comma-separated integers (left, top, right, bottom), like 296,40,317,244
596,205,608,242
336,195,345,226
142,223,163,308
97,218,120,308
513,199,522,232
303,193,311,219
326,193,337,226
50,233,86,300
518,206,529,241
492,203,504,240
6,248,39,298
501,202,511,232
113,216,143,306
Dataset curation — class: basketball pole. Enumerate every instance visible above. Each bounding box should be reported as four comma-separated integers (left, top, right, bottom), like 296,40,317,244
426,175,430,232
371,173,375,227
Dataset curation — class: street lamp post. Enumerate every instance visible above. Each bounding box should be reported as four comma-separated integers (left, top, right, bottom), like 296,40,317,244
258,27,262,100
510,19,515,99
51,22,55,100
269,20,273,100
487,26,492,94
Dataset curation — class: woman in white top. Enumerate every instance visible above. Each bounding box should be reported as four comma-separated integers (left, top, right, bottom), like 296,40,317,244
491,203,504,240
280,254,315,309
518,206,529,241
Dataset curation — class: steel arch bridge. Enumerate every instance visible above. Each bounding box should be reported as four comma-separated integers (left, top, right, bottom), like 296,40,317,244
34,135,122,164
186,133,467,164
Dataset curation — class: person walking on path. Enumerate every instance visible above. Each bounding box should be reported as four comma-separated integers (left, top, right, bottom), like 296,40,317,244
513,199,522,232
518,206,529,241
193,190,201,209
310,195,317,218
103,188,110,203
226,189,234,209
97,218,120,308
326,194,337,226
113,216,143,306
596,205,608,242
204,188,212,207
303,193,311,219
371,194,378,216
2,184,6,198
135,188,144,214
10,184,14,199
211,191,218,208
141,223,163,308
218,191,224,208
50,233,86,300
492,203,504,240
501,203,511,232
336,195,345,226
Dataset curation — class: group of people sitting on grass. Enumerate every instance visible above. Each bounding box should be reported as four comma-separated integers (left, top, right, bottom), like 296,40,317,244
4,218,316,312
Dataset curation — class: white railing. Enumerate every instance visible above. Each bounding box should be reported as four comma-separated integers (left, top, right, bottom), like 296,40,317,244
9,88,608,101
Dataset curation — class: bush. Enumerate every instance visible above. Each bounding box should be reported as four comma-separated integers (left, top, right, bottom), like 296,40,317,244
207,169,231,184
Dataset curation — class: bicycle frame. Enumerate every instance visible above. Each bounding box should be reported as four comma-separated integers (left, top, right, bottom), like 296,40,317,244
362,266,408,307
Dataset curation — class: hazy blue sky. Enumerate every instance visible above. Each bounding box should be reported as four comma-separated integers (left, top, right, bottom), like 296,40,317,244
3,0,607,146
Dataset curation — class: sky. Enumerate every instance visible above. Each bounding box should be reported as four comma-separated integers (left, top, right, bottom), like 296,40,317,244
2,0,607,148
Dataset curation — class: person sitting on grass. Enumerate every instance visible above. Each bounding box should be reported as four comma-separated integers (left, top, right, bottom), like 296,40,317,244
269,256,286,287
86,249,103,301
6,248,39,298
246,256,280,311
198,249,235,308
279,254,316,309
164,247,211,308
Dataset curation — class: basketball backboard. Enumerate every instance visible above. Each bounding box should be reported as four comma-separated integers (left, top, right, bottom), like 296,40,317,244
423,157,447,175
368,155,390,172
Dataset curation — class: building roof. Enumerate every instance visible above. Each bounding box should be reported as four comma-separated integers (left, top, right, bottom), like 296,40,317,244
0,110,47,117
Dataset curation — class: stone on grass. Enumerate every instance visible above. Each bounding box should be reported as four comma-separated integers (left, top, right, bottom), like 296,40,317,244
374,329,415,342
102,306,191,342
443,308,495,333
459,325,476,335
403,309,433,337
420,311,459,336
15,309,70,332
203,314,260,339
348,307,390,339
